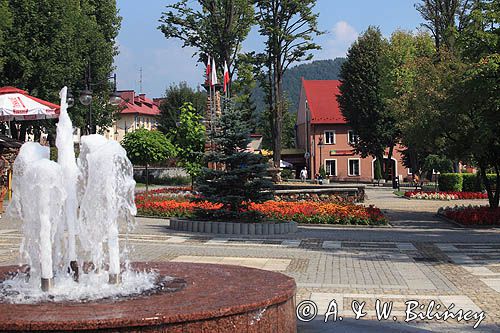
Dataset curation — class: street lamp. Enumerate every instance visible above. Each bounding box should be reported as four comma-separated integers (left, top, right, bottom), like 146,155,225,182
67,89,75,108
68,62,121,134
318,136,324,174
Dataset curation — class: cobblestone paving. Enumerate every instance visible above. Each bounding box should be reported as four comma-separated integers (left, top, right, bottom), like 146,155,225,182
0,188,498,332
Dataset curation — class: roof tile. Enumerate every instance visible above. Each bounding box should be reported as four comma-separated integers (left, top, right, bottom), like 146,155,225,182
302,79,346,124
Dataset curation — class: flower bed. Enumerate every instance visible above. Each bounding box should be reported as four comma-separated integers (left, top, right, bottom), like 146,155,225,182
404,191,488,200
248,201,387,225
438,206,500,226
136,192,387,225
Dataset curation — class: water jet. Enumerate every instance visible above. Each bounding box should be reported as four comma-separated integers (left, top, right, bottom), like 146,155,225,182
0,87,296,332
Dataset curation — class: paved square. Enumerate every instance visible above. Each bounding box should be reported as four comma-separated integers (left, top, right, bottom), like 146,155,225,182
171,255,291,271
1,188,499,332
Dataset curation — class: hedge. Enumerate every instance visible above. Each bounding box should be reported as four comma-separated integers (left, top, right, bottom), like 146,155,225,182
440,173,497,192
134,175,191,186
438,173,463,191
462,173,481,192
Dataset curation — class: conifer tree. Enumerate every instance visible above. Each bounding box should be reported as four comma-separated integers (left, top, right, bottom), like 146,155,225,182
195,100,272,220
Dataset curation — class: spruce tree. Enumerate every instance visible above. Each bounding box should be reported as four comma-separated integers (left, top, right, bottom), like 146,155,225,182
195,100,272,220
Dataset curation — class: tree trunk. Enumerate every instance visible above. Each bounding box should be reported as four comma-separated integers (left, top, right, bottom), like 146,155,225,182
479,162,499,209
145,164,149,194
272,60,282,169
493,165,500,209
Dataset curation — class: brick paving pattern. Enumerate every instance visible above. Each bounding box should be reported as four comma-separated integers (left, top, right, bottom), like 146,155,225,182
0,188,498,332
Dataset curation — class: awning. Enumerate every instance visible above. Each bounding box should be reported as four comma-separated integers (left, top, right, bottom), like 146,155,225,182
0,86,60,121
280,160,293,168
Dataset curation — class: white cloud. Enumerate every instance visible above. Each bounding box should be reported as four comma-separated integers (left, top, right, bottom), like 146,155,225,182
318,21,359,59
332,21,358,43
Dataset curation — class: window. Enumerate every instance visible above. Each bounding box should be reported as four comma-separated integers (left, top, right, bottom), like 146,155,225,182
348,130,359,144
325,160,337,176
348,159,360,176
324,131,335,144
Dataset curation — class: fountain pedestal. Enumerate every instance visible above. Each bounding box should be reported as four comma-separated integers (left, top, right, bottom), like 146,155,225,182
0,262,297,332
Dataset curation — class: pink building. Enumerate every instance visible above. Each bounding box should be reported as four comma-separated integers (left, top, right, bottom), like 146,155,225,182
296,79,410,182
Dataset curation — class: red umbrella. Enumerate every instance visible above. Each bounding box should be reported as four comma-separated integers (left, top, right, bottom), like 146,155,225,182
0,86,60,121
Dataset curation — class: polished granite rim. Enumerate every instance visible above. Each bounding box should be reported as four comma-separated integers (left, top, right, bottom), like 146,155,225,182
0,262,297,331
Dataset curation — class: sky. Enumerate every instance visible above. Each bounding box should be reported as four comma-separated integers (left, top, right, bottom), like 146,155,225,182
115,0,425,98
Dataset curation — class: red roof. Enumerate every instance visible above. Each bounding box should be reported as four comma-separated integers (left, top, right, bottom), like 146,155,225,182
118,90,160,116
302,79,346,124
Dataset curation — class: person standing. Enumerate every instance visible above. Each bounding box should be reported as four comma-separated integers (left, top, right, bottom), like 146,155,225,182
300,167,308,182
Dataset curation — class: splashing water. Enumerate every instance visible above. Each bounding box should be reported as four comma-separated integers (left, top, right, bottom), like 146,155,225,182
1,87,157,303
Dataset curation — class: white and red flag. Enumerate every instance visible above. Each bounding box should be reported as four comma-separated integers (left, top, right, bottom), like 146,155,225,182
223,61,230,93
210,57,218,86
206,55,211,83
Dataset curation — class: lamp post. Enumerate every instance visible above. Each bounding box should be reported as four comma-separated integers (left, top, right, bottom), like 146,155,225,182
318,136,324,175
67,62,121,134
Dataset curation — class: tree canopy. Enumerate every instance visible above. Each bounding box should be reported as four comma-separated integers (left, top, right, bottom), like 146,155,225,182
254,0,323,172
121,129,176,191
338,27,399,178
0,0,121,141
158,82,206,134
159,0,254,90
168,103,206,181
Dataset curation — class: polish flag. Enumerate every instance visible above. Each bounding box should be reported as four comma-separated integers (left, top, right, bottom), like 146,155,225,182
210,57,218,86
223,61,230,93
206,55,211,83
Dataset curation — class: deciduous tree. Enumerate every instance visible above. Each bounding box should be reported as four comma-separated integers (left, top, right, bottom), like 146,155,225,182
158,82,206,134
159,0,254,92
168,103,206,183
0,0,121,140
415,0,471,51
338,27,398,179
254,0,322,174
121,129,176,192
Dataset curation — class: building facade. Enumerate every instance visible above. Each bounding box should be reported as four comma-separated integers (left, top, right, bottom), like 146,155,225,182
105,90,161,142
296,79,410,182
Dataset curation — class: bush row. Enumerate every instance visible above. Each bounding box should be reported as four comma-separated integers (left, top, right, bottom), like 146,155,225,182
438,173,496,192
134,175,191,186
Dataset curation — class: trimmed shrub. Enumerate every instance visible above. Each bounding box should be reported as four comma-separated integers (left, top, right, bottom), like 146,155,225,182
462,173,482,192
134,175,191,186
438,173,463,191
463,173,497,192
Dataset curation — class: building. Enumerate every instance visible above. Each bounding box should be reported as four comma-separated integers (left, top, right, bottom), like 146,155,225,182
296,79,410,182
106,90,161,141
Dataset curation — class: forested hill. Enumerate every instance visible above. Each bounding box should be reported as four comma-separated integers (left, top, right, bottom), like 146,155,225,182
252,58,346,113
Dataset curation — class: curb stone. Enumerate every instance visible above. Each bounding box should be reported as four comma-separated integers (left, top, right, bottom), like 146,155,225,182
169,218,297,235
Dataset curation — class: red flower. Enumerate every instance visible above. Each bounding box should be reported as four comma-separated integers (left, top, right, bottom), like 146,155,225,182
443,206,500,226
405,191,488,200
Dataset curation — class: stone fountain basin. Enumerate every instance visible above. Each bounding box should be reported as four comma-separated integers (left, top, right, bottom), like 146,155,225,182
0,262,297,332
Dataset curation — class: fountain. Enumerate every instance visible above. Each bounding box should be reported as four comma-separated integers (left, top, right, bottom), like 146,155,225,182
0,88,296,332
